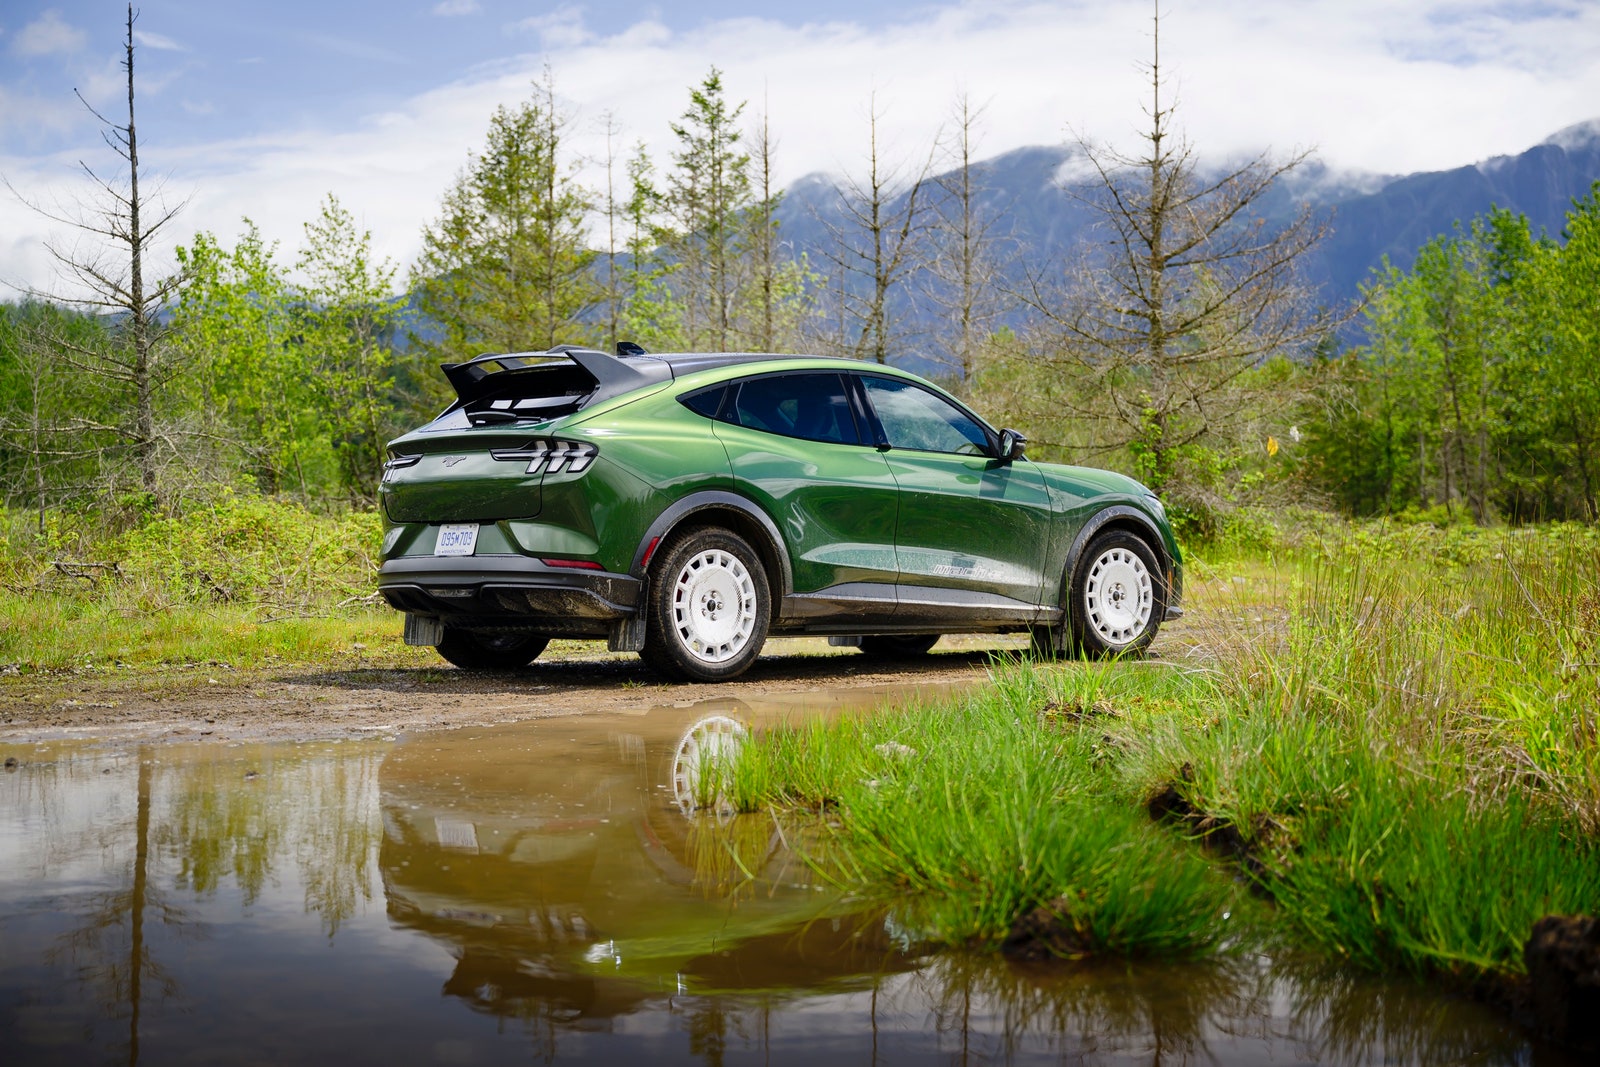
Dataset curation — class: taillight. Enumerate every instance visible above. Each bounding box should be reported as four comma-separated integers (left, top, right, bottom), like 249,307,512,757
490,439,598,475
381,453,421,482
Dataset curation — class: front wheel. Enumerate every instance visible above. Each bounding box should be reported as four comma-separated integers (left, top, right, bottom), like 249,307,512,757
641,528,771,682
435,629,549,671
1068,530,1164,657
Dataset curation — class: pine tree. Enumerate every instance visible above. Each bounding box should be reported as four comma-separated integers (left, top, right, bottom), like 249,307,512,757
411,72,596,369
665,69,754,352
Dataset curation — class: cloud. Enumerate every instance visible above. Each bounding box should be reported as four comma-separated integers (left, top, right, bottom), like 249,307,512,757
4,0,1599,299
133,30,187,52
13,10,86,55
432,0,482,15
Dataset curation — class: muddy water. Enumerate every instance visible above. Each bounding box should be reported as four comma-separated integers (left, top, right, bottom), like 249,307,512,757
0,689,1574,1066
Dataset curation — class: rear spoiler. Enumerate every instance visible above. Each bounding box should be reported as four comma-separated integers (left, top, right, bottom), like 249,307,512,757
439,345,672,407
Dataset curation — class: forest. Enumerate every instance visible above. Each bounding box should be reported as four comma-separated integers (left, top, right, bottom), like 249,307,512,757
1,21,1598,584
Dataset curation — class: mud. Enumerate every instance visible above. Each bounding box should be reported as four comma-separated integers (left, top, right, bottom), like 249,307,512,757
0,636,1019,746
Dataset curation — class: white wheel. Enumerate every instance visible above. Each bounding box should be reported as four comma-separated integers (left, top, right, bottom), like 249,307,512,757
670,547,759,664
1070,530,1163,656
671,714,748,816
1084,546,1153,644
642,528,771,681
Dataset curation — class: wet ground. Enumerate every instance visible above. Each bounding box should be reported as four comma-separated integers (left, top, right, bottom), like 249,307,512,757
0,637,1016,745
0,692,1577,1066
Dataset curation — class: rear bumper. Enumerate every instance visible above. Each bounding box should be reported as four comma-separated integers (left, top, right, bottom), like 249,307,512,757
378,555,640,633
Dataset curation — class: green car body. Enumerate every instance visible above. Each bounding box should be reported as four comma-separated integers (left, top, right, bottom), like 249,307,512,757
377,347,1182,681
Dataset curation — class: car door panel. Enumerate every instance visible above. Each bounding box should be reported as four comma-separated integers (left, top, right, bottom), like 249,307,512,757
857,375,1054,621
710,373,901,618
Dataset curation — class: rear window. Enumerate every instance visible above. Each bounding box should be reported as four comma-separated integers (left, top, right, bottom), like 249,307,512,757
728,373,862,446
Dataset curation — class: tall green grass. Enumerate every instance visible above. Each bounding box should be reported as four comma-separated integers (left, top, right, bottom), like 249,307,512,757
728,678,1237,959
730,523,1600,979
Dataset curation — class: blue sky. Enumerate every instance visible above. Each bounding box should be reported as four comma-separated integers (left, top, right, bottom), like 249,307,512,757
3,1,1599,297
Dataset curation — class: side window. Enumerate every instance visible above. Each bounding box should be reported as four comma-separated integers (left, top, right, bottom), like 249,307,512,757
729,373,862,446
678,384,727,419
861,377,991,455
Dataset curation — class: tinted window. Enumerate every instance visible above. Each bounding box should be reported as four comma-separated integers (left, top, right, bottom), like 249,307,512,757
678,384,728,419
861,377,991,455
730,373,861,446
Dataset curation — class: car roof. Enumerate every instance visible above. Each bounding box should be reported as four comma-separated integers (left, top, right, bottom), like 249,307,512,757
642,352,874,377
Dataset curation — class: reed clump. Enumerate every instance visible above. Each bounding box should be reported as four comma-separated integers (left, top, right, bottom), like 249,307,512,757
729,523,1600,979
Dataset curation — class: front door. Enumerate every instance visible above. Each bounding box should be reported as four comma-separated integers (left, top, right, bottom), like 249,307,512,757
857,375,1053,624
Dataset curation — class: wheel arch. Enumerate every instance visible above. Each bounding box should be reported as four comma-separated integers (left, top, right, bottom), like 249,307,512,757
1057,505,1174,612
631,491,793,608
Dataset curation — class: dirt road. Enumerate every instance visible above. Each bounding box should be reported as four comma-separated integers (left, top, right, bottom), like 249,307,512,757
0,636,1032,746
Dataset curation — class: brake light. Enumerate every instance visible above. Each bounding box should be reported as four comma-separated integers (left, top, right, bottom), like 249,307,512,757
490,439,598,475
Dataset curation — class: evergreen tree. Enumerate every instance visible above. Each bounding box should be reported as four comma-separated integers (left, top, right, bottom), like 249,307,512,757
411,73,597,373
665,69,754,351
1025,3,1330,509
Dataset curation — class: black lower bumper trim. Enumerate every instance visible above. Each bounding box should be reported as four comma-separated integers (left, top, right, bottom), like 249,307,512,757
378,554,639,622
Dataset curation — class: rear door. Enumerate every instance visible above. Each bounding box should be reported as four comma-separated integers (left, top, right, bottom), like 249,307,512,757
707,371,900,616
856,374,1053,623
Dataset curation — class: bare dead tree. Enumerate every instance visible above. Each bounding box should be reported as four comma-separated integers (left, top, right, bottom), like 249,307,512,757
5,4,189,496
926,93,1016,380
1025,2,1333,501
749,101,780,352
816,94,939,363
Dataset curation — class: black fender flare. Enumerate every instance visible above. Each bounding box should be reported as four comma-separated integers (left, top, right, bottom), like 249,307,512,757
1056,504,1173,612
629,490,793,599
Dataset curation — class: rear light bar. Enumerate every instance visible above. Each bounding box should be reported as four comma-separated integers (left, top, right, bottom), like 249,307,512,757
491,439,598,475
381,453,421,483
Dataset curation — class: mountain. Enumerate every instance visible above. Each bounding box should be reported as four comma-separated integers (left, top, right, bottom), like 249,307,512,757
770,119,1600,352
1312,120,1600,296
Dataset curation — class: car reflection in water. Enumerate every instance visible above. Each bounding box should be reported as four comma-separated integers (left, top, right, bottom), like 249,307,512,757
377,704,920,1031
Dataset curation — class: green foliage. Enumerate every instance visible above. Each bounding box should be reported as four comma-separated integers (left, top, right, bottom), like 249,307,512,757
173,223,333,495
730,521,1600,977
729,681,1234,958
1,490,378,607
295,195,403,502
410,73,599,376
1311,189,1600,523
113,489,379,604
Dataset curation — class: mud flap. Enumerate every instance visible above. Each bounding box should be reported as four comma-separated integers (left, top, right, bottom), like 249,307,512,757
608,613,647,652
403,613,444,646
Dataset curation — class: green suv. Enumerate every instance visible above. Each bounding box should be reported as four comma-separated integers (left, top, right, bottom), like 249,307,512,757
377,346,1182,681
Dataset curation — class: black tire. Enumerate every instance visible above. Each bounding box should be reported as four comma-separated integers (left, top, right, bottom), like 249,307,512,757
640,527,771,682
858,634,940,658
1027,626,1061,660
435,629,549,671
1067,530,1165,658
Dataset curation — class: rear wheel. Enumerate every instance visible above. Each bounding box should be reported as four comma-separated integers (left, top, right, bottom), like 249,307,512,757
435,629,549,671
1068,530,1163,657
857,634,940,658
641,528,771,682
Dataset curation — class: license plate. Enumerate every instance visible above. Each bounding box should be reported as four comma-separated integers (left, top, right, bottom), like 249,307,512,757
434,523,479,557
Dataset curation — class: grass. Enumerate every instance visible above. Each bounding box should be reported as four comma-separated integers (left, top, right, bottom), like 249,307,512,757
721,521,1600,981
719,672,1239,959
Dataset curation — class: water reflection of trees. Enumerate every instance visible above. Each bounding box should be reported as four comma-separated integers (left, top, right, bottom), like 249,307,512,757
9,743,385,1064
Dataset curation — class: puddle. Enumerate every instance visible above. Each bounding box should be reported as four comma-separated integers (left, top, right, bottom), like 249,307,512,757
0,693,1578,1065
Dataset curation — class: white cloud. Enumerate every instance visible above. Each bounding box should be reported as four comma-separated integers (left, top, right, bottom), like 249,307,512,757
133,30,187,52
4,0,1599,299
13,9,86,55
432,0,482,16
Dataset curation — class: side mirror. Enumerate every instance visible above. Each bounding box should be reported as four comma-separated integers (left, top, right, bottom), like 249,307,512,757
997,428,1027,463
